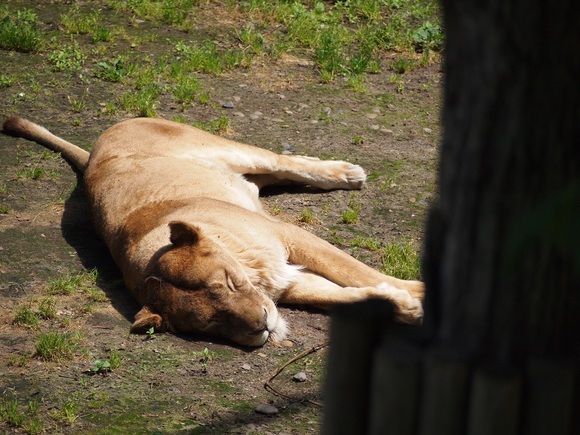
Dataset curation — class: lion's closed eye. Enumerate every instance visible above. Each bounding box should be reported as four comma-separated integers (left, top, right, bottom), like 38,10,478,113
225,273,237,292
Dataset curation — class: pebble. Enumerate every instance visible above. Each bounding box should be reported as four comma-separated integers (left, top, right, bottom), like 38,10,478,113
255,404,279,415
423,127,433,133
293,371,308,382
281,340,294,348
222,101,235,109
281,142,296,152
241,363,251,371
249,111,263,120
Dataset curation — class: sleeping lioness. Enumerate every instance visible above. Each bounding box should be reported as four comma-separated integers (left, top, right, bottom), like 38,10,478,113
3,117,423,346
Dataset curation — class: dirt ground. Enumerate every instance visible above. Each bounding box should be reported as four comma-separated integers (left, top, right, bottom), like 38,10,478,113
0,3,441,433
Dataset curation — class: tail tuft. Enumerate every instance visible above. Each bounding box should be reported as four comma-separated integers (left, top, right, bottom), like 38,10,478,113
2,116,29,137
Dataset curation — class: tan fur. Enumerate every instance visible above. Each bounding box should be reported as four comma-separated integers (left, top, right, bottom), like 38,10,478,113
2,117,424,346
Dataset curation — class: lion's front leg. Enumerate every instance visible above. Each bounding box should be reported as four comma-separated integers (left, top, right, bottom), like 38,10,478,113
278,271,423,325
277,222,425,300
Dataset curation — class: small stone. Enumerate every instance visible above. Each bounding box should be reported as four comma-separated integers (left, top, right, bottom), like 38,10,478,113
281,340,294,348
222,102,235,109
241,363,251,371
281,142,296,152
370,124,380,130
255,404,279,415
293,371,308,382
366,113,378,119
423,127,432,133
250,111,263,120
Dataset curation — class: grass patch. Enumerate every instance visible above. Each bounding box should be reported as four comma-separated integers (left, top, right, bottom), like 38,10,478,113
0,73,17,88
48,40,87,73
381,239,421,280
35,331,82,362
38,297,57,320
16,166,48,180
237,24,266,54
174,40,249,75
13,304,41,329
49,398,79,425
298,208,317,224
172,74,201,107
47,269,98,295
191,116,230,135
342,194,361,224
97,58,128,82
60,6,100,35
107,0,198,25
0,397,26,428
0,8,43,52
119,84,162,117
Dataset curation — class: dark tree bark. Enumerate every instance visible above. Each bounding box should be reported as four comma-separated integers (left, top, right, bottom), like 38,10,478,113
323,1,580,434
423,0,580,364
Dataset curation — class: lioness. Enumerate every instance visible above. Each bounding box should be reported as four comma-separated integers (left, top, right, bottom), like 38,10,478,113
3,117,423,346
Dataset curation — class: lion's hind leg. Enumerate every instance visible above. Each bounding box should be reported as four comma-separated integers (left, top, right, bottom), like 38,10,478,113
267,155,366,190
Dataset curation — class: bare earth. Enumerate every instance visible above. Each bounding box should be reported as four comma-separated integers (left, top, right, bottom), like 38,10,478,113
0,4,441,434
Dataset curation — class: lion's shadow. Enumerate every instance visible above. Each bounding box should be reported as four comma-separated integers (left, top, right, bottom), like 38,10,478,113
60,174,140,322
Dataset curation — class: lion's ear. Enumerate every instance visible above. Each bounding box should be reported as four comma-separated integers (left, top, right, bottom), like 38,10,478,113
130,306,164,334
168,221,200,247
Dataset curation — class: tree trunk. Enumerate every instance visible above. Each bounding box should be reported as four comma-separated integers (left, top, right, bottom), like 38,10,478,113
423,0,580,364
323,1,580,434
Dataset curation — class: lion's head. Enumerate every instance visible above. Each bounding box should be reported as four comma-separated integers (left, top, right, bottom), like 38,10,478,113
130,221,287,346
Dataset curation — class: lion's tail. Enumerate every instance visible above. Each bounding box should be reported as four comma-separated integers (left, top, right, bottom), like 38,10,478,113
2,117,90,173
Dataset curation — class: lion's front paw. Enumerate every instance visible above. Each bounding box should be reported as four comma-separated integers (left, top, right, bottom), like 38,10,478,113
376,282,423,324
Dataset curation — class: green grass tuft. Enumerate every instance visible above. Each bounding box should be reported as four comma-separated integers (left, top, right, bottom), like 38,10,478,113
0,8,42,52
35,331,81,362
381,239,421,280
